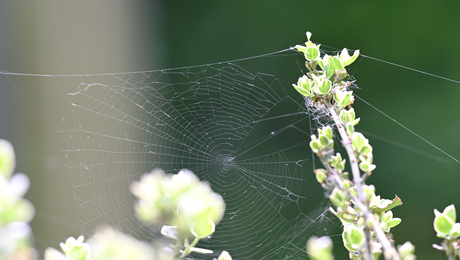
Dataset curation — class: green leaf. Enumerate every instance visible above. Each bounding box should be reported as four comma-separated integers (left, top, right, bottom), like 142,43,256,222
310,139,321,153
352,118,360,126
191,219,215,239
324,126,333,139
342,180,352,190
346,122,354,136
329,56,344,71
319,126,333,139
450,223,460,239
295,45,306,53
341,49,360,67
340,108,355,123
351,132,366,151
371,195,403,214
443,204,456,223
59,236,91,260
335,90,353,108
305,46,320,61
325,65,334,78
381,211,393,223
342,226,364,251
330,188,347,208
317,79,332,95
348,227,365,245
434,214,454,235
293,84,311,97
359,145,372,155
317,60,324,70
314,169,327,184
319,135,330,147
387,218,402,228
334,211,359,224
359,161,376,172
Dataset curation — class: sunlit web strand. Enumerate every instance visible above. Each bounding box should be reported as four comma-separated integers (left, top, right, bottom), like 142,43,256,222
355,94,460,164
0,48,295,77
359,54,460,85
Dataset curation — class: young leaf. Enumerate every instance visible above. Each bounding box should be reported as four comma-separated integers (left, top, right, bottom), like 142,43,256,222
317,79,332,95
341,49,360,67
191,219,215,239
387,218,402,229
371,196,403,214
443,204,456,223
329,56,344,71
434,214,454,236
305,46,320,61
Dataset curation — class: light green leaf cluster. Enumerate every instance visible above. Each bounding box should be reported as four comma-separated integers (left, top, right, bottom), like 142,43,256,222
45,228,164,260
292,32,359,110
45,236,91,260
45,169,231,260
296,32,408,259
130,168,226,259
433,204,460,258
0,139,36,260
130,169,225,239
434,204,459,239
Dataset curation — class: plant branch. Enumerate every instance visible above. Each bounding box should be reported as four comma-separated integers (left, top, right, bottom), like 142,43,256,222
327,105,400,260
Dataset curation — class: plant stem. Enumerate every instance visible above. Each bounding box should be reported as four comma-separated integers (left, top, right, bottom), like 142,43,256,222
180,236,200,259
327,105,401,260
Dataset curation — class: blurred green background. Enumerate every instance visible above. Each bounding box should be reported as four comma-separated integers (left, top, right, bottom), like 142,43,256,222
1,1,460,259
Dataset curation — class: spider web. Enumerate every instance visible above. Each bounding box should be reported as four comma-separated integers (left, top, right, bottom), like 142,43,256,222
3,43,460,259
52,49,341,259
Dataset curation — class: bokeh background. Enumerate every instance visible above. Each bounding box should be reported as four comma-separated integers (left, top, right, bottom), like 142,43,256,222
1,1,460,259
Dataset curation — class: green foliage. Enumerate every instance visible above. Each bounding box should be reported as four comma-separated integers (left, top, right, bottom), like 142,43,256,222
297,32,413,260
342,226,365,252
433,204,460,258
45,236,91,260
45,169,230,260
130,168,226,258
0,139,36,260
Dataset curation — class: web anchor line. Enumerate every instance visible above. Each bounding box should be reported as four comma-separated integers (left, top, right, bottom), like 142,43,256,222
355,94,460,164
360,54,460,85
